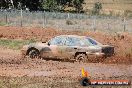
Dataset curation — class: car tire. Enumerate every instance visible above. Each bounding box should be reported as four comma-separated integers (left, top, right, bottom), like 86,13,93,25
29,49,40,59
75,54,87,62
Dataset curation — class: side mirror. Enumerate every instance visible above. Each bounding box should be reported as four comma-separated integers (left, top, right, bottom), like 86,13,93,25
42,41,46,43
47,42,50,46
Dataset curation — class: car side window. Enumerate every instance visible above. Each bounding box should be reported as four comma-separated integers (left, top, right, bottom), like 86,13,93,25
65,37,81,46
49,36,65,45
87,38,98,45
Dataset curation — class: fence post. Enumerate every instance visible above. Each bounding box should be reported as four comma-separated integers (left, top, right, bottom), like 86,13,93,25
107,22,110,30
20,9,23,27
67,13,70,20
5,11,8,25
92,16,96,31
42,11,46,28
42,11,44,28
123,17,126,32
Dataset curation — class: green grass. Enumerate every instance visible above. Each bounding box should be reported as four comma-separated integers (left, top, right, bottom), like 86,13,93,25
0,22,6,26
0,39,35,50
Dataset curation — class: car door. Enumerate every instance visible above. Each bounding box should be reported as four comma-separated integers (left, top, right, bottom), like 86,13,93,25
60,37,82,59
45,36,66,58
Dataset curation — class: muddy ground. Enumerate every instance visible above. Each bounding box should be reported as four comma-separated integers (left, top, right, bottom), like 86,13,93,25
0,46,131,88
0,26,131,64
0,26,132,88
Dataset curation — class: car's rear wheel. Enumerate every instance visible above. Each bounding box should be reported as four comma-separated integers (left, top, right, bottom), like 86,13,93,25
75,54,87,62
29,49,40,59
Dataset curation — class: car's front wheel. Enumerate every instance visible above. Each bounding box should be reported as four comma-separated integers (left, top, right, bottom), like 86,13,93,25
29,49,40,59
75,53,88,62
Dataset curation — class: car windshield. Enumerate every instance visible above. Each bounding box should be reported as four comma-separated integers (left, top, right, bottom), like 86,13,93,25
49,36,65,45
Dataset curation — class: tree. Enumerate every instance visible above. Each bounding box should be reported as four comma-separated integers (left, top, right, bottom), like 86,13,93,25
0,0,21,9
0,0,84,12
56,0,72,11
21,0,41,11
0,0,7,9
73,0,84,13
41,0,59,11
41,0,84,12
0,0,12,9
92,2,102,15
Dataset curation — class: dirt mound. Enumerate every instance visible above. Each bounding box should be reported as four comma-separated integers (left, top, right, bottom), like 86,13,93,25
0,26,132,64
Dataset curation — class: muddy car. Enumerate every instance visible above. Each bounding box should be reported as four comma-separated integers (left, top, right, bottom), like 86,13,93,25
21,35,114,62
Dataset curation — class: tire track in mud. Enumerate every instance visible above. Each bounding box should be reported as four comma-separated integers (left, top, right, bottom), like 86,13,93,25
0,47,131,82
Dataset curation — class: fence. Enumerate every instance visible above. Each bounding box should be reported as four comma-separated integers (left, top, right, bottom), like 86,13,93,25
0,10,132,33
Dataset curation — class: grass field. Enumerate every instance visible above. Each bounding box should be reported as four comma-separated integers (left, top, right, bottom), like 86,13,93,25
84,0,132,16
84,0,132,10
0,39,35,50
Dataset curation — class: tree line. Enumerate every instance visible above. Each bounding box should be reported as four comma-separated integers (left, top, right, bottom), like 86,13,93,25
0,0,85,13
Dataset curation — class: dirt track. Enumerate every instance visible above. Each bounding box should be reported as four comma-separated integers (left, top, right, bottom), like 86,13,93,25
0,47,132,79
0,26,132,64
0,26,132,87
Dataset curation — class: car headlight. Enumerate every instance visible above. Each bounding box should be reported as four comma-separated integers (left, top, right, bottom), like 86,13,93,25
95,52,100,55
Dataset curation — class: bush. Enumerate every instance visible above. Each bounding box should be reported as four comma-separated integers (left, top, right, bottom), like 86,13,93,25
0,22,6,26
66,20,73,25
92,2,102,15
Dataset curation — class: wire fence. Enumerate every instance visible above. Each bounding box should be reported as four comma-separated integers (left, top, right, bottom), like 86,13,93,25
0,10,132,33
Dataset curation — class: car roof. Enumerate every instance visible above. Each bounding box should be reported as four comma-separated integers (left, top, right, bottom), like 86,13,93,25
57,35,86,38
55,35,102,45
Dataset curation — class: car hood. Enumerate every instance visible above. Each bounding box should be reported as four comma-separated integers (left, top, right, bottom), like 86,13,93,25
27,42,48,49
29,42,47,46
